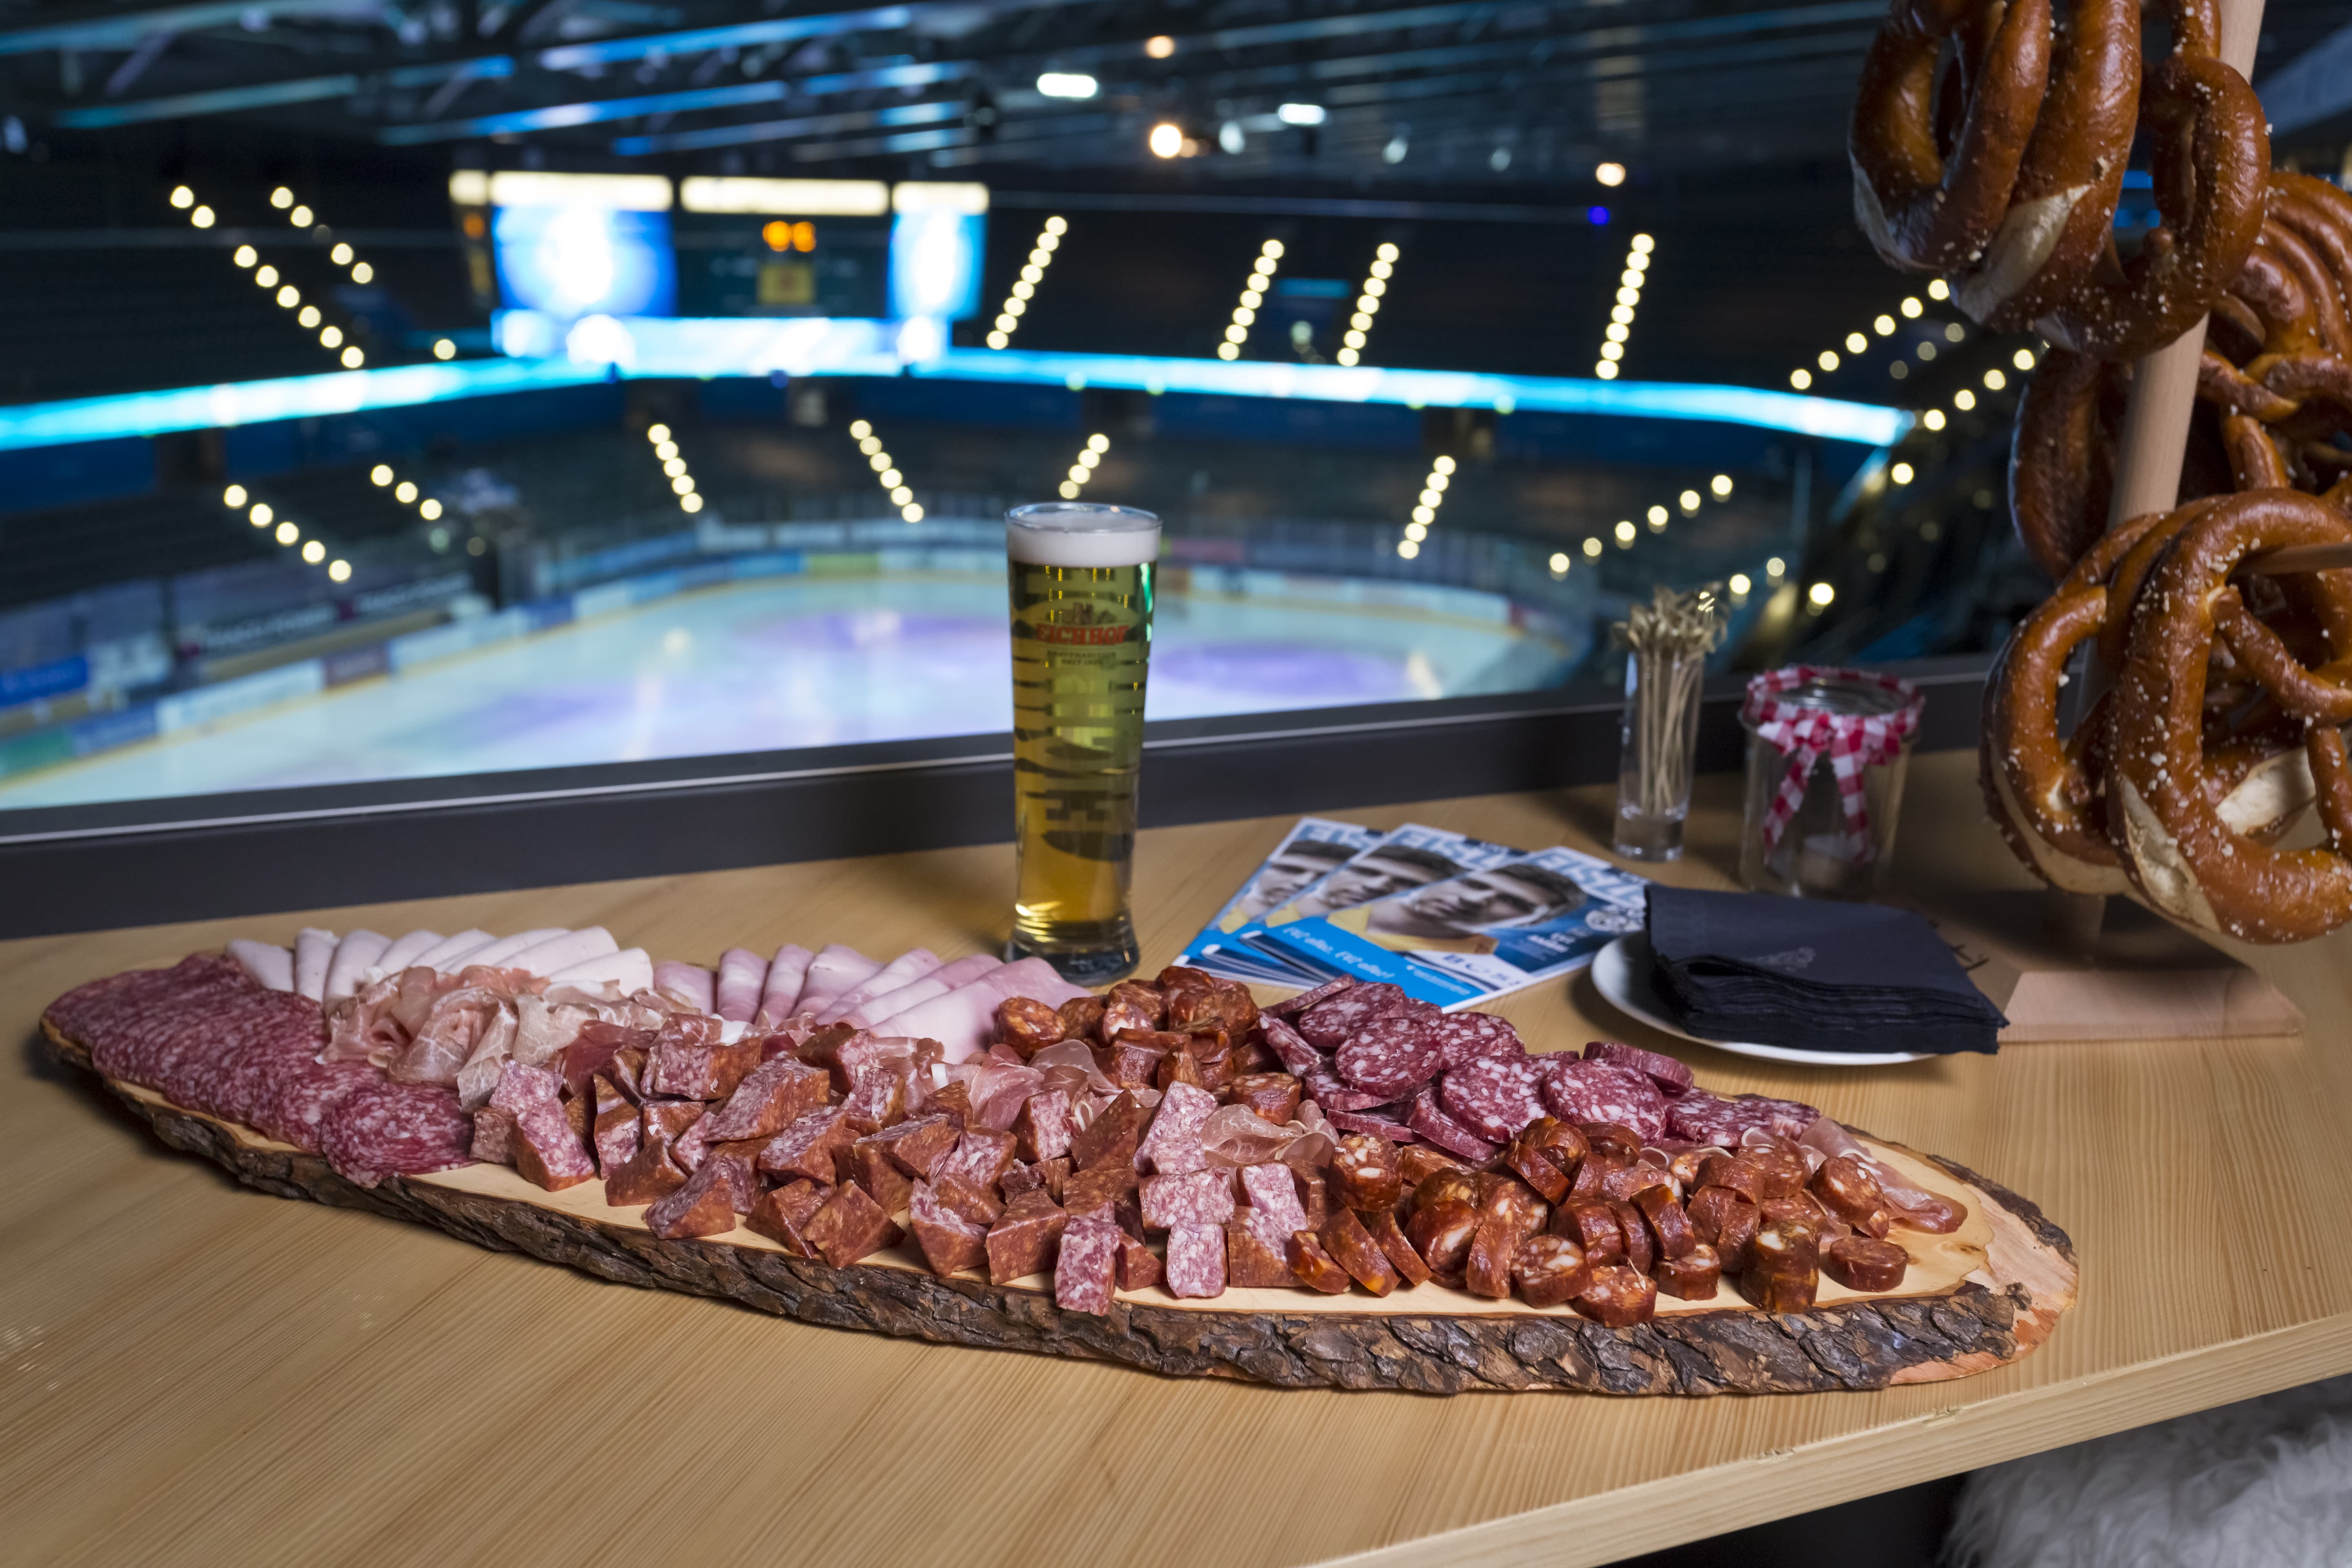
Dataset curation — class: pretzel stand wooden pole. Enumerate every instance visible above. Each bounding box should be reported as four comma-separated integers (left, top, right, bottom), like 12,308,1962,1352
2042,0,2270,947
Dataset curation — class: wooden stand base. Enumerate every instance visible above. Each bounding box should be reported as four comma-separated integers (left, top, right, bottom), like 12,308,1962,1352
45,1020,2079,1395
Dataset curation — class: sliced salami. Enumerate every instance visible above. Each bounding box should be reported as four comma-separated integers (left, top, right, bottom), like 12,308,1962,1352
1325,1108,1418,1142
1540,1057,1669,1142
1296,981,1407,1051
318,1080,474,1187
256,1056,384,1151
1407,1085,1500,1162
1437,1054,1545,1143
1429,1012,1526,1069
1263,976,1356,1019
1334,1015,1445,1098
1584,1039,1695,1096
1258,1014,1329,1078
1665,1091,1820,1145
1163,1221,1227,1298
1303,1068,1394,1113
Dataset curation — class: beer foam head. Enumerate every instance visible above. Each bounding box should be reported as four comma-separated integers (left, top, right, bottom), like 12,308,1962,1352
1007,502,1161,568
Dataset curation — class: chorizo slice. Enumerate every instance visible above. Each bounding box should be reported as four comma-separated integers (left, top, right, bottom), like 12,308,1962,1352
1287,1230,1354,1294
1823,1236,1910,1293
1320,1208,1403,1296
1571,1263,1657,1327
1511,1233,1591,1308
1405,1198,1480,1288
1655,1242,1722,1301
1361,1206,1434,1287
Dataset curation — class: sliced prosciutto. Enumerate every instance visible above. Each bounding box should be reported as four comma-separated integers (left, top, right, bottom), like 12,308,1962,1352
841,953,1002,1030
816,948,942,1024
878,958,1090,1062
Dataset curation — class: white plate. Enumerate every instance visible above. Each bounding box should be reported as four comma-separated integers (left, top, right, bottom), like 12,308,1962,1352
1588,934,1933,1067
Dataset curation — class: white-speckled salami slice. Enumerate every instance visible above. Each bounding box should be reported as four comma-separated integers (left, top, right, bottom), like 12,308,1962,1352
1334,1015,1445,1098
258,1056,385,1152
1265,976,1356,1019
1665,1091,1819,1145
1584,1039,1695,1096
1406,1086,1499,1162
1539,1057,1668,1142
1437,1054,1545,1142
1296,981,1407,1050
319,1079,473,1186
1303,1068,1393,1113
1259,1014,1329,1077
1429,1012,1526,1069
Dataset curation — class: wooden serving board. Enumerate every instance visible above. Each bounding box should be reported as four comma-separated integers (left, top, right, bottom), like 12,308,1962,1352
44,1020,2078,1395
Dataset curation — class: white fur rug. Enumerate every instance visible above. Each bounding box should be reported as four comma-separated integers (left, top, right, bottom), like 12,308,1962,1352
1945,1373,2352,1567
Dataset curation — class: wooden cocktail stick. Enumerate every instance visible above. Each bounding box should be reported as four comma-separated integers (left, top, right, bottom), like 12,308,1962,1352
2238,541,2352,577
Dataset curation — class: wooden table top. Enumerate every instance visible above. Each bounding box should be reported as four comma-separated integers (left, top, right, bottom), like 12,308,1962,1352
6,747,2350,1568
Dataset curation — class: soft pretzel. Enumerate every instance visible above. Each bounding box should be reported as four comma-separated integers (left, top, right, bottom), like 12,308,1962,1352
1850,0,2052,272
2106,491,2352,941
1952,0,2138,327
2010,348,2129,579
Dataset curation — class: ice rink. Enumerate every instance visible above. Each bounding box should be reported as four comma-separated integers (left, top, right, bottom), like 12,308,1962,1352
0,572,1561,809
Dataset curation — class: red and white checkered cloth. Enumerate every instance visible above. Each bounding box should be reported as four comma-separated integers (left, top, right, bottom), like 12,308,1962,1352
1742,665,1922,863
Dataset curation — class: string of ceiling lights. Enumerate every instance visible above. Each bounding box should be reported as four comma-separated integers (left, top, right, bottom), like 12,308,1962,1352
1593,232,1654,381
1058,433,1112,500
1395,454,1455,559
1339,243,1398,368
987,215,1066,351
848,419,924,522
642,423,705,514
1217,238,1285,361
218,482,353,582
1786,279,1957,391
170,182,388,369
1539,474,1736,578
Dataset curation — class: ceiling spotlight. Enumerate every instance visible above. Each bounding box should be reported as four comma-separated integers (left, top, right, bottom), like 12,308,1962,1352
170,186,194,208
1890,461,1915,484
190,206,215,228
1148,122,1184,158
328,559,351,582
270,187,293,208
1927,278,1951,300
1710,474,1733,497
1145,33,1176,58
1809,581,1836,607
1383,135,1408,164
1219,121,1245,154
1901,297,1924,318
232,245,256,267
275,521,299,546
1729,573,1751,595
223,485,248,507
1037,72,1098,99
434,339,457,360
1277,103,1326,126
301,539,325,564
1790,368,1813,390
1594,161,1626,187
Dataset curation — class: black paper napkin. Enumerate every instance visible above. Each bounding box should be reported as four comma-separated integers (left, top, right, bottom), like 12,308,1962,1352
1644,885,2005,1055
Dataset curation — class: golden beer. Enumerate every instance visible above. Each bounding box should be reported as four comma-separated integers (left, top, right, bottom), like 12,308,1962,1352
1006,502,1160,982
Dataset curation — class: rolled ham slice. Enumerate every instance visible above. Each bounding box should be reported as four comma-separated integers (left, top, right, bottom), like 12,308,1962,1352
795,944,881,1018
653,960,716,1013
293,928,337,1002
415,929,496,973
506,927,617,978
549,947,653,995
227,939,294,992
463,928,566,969
372,929,443,978
715,949,768,1023
323,929,391,1005
816,948,941,1024
877,958,1091,1063
759,944,813,1021
842,953,1004,1030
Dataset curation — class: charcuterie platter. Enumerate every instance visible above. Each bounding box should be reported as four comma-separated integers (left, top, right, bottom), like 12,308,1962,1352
42,929,2077,1395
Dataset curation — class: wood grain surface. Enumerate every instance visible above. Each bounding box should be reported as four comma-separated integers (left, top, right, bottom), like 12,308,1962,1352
6,749,2352,1567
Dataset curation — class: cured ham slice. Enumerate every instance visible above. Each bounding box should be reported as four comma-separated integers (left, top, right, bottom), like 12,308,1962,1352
323,930,390,1006
877,958,1090,1063
653,961,716,1013
816,949,942,1025
549,947,653,995
372,930,442,978
506,927,617,978
714,949,767,1023
759,944,813,1021
463,929,566,969
795,945,880,1018
842,954,1003,1030
293,929,336,1002
227,940,294,992
415,930,496,972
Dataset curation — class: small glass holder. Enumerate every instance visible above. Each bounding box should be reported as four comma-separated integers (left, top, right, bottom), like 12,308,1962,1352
1615,641,1708,861
1737,666,1922,899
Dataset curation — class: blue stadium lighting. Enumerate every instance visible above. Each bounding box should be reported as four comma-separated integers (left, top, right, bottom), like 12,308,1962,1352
0,330,1909,453
1589,207,1610,225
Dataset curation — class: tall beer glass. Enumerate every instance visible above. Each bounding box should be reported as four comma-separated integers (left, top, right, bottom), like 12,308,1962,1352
1006,502,1160,982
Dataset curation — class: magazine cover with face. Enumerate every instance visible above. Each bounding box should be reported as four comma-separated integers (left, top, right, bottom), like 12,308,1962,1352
1172,818,1386,985
1176,822,1519,987
1252,845,1650,1007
